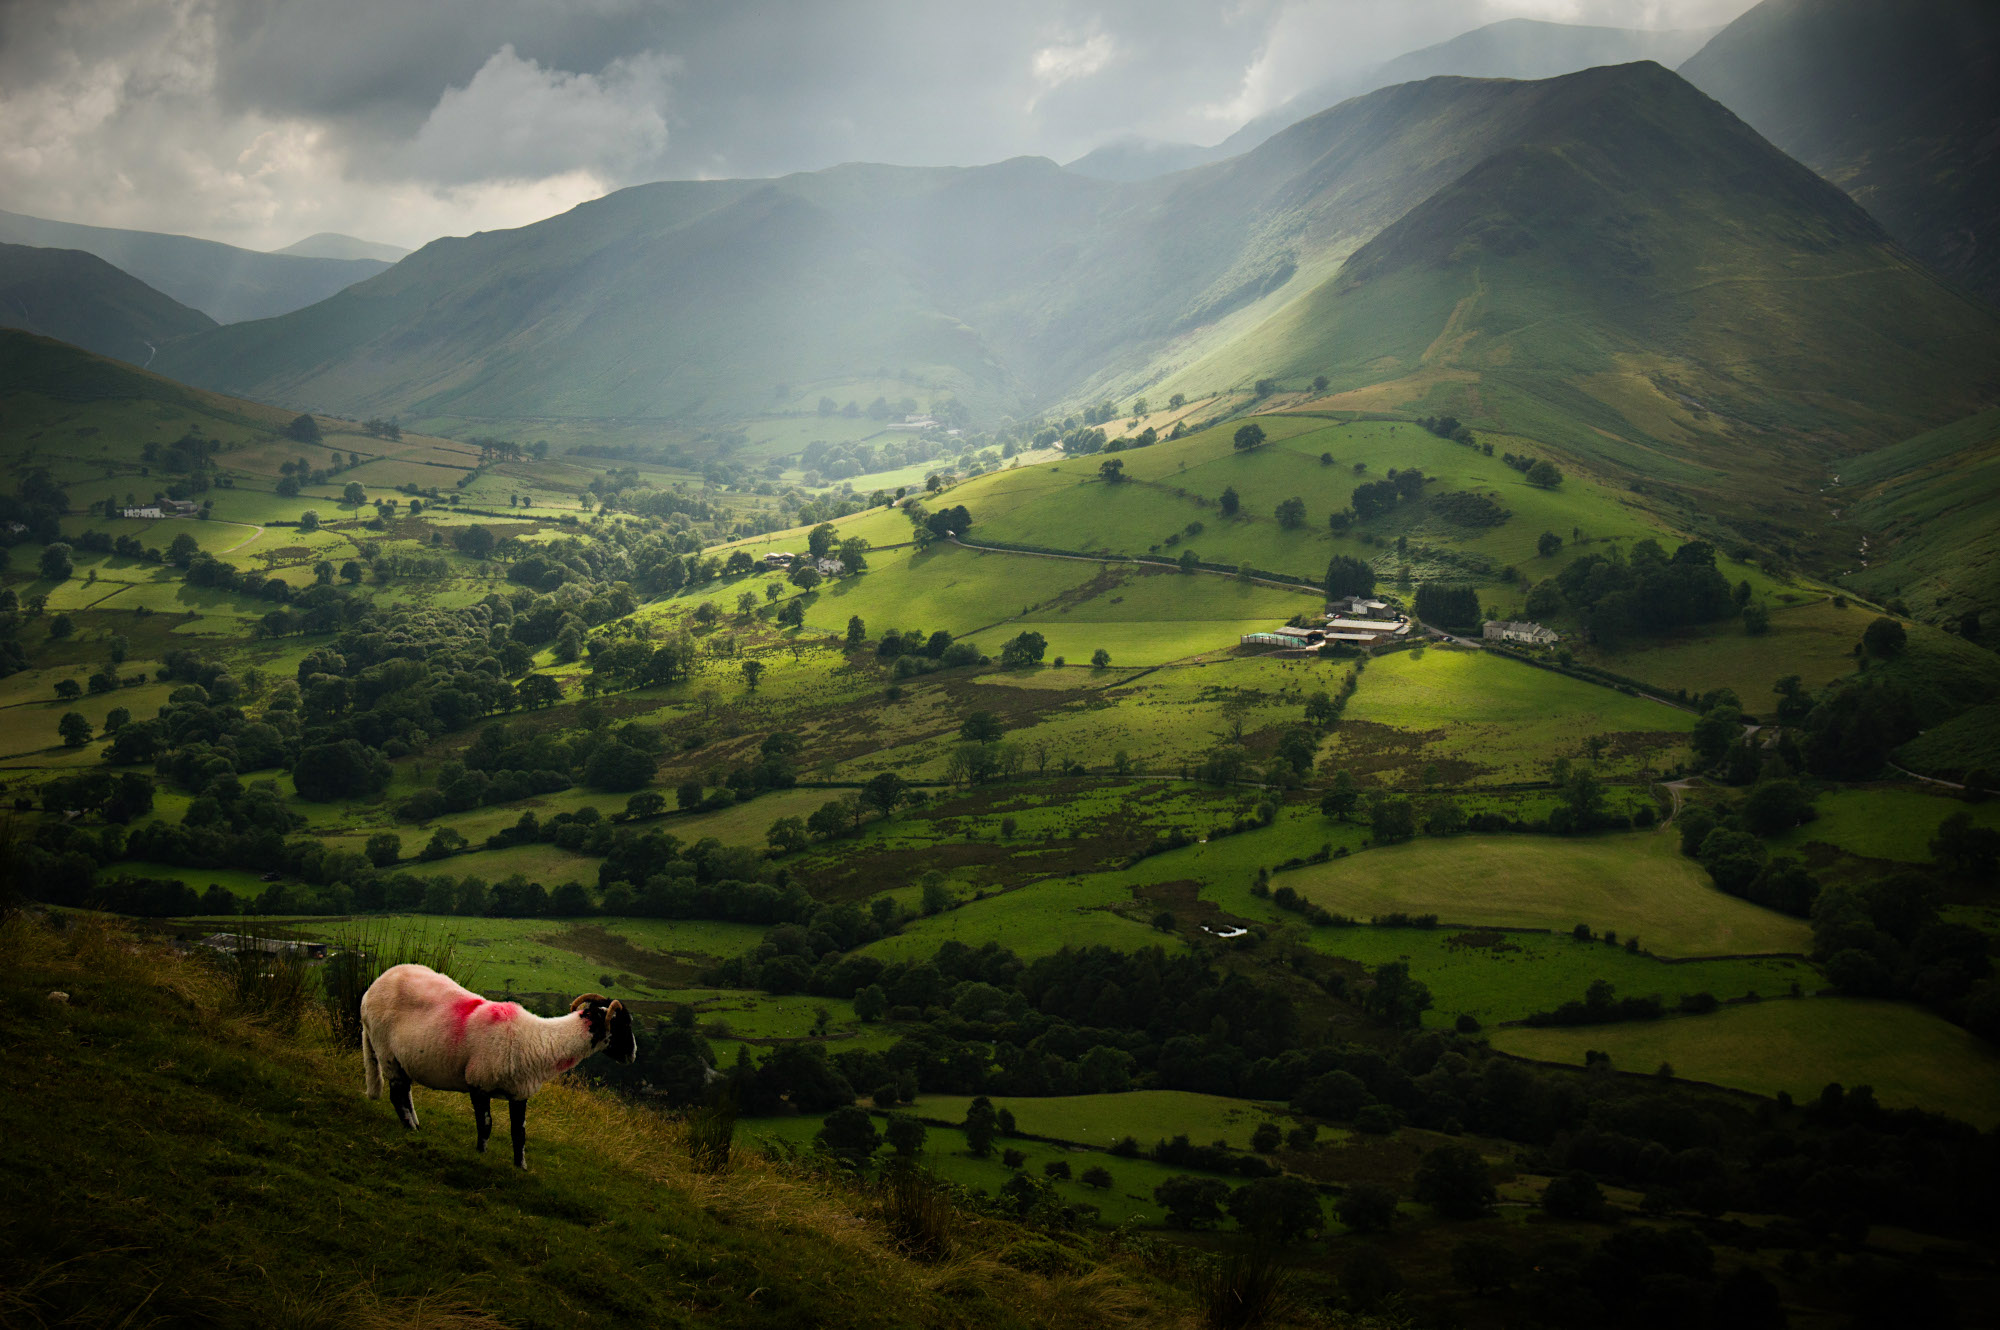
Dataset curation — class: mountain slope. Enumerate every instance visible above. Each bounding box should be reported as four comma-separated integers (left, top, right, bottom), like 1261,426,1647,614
1066,18,1717,182
156,69,1754,428
1156,62,2000,536
1838,408,2000,623
0,209,392,323
272,231,410,262
1680,0,2000,302
0,916,1185,1330
0,243,216,365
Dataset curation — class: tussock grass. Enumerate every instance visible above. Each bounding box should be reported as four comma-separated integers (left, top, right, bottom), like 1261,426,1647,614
0,911,1211,1329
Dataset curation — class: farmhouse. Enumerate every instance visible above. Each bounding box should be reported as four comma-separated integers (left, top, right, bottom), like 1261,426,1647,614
121,507,165,519
815,556,846,577
1327,595,1391,616
1483,619,1560,646
163,499,199,516
886,415,937,432
760,551,795,568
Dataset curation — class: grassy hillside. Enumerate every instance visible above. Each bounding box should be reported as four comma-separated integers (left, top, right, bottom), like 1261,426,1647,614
1837,408,2000,625
1680,0,2000,303
0,243,216,366
0,914,1200,1329
1157,63,2000,554
0,208,391,324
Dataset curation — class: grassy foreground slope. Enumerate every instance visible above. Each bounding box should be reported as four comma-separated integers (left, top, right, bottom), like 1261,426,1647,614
0,915,1194,1330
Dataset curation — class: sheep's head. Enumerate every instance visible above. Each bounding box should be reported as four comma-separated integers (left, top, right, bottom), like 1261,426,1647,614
570,993,638,1064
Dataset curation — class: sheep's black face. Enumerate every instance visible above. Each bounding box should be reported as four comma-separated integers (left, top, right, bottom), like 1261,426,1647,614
606,1000,637,1064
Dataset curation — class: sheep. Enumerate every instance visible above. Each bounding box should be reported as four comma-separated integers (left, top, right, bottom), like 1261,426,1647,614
359,962,636,1168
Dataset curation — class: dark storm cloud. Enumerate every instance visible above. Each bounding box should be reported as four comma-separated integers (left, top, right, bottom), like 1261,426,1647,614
0,0,1755,250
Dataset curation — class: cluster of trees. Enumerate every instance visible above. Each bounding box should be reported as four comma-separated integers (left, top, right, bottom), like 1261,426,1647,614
1529,540,1738,648
1347,467,1428,522
1414,583,1481,629
1500,451,1564,488
1813,871,1996,1038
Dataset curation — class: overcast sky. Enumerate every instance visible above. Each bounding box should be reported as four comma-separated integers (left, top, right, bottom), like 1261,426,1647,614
0,0,1756,253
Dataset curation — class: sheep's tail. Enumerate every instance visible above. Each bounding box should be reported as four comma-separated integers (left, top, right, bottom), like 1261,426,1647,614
361,1025,383,1099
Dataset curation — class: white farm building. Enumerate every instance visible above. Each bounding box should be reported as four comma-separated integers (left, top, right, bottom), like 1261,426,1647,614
1483,620,1560,646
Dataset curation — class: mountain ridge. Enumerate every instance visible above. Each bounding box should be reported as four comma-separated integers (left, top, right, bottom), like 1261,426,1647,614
0,243,216,367
0,209,392,324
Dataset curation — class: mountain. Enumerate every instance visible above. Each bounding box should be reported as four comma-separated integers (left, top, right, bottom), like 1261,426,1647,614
272,231,410,263
0,209,392,323
1147,61,2000,541
1065,18,1719,181
0,243,216,365
153,60,2000,537
1680,0,2000,302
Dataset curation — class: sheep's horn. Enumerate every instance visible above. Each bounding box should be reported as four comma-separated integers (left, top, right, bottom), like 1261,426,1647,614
569,993,609,1011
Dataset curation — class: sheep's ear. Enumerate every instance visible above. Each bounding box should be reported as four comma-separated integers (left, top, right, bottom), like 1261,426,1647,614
570,993,609,1012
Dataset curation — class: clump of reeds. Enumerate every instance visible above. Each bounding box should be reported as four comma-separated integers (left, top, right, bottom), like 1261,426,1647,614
320,920,458,1048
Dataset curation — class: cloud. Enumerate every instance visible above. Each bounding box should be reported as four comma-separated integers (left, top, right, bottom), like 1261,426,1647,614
1031,32,1116,91
402,44,675,185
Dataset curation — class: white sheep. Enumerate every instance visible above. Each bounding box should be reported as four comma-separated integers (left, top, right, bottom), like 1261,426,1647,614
359,963,636,1168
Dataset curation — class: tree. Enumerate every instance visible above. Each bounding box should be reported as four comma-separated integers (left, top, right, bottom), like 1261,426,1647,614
963,1097,999,1157
1932,810,2000,878
1743,602,1771,635
807,800,848,842
1450,1237,1518,1296
1741,779,1815,836
741,659,765,690
767,816,808,854
1090,647,1111,669
1337,1182,1399,1234
846,615,866,647
583,742,656,791
455,525,496,560
1312,374,1329,392
999,631,1047,668
862,771,909,820
1154,1175,1232,1229
1538,530,1563,557
57,712,92,748
814,1106,881,1169
1321,770,1359,820
1274,497,1306,529
284,413,321,443
1099,458,1125,482
364,832,402,868
1369,792,1416,843
1526,460,1563,488
342,482,366,509
1413,1144,1495,1219
920,875,954,916
1219,486,1240,516
854,983,888,1022
340,560,364,584
292,739,391,801
959,711,1005,743
517,673,562,708
102,706,130,733
1862,616,1907,657
299,510,321,533
53,678,80,701
1081,1165,1114,1189
1251,1122,1282,1153
789,564,823,592
808,523,839,558
39,543,73,582
1540,1170,1606,1220
1226,1177,1323,1244
48,613,74,639
884,1114,926,1158
1325,554,1375,599
1233,423,1267,451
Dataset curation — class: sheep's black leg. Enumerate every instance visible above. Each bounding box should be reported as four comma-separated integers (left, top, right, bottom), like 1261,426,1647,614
509,1097,529,1170
471,1090,492,1153
389,1073,419,1131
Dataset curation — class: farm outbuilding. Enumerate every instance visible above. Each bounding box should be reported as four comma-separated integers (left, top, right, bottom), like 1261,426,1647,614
1483,620,1560,646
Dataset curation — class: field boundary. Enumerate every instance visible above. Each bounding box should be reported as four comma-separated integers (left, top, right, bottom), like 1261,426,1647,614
946,535,1324,596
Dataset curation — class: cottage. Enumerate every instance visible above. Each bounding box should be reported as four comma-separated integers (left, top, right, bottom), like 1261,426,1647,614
1483,619,1560,646
815,557,846,577
121,507,165,519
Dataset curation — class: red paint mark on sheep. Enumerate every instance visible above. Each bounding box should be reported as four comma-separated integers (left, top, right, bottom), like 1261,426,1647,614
449,996,484,1043
485,1003,520,1024
553,1056,577,1073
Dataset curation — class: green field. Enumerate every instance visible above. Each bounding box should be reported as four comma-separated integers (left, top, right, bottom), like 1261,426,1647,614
1770,786,2000,863
906,1090,1300,1152
1315,926,1813,1028
1326,645,1691,784
744,1112,1240,1229
1493,998,2000,1128
1282,830,1810,957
